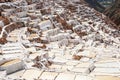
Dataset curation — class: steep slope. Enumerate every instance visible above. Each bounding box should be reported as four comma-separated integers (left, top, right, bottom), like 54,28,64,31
104,0,120,28
84,0,105,12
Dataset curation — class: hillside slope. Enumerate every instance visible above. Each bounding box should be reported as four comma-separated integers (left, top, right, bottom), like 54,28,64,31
104,0,120,28
84,0,105,12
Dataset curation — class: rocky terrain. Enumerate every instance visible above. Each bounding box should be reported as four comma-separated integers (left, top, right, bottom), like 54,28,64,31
84,0,105,12
0,0,120,80
104,0,120,28
85,0,120,29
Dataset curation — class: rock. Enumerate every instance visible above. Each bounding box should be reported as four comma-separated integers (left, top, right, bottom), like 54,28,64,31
0,59,24,74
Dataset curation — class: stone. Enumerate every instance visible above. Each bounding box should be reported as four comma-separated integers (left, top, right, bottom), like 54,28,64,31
39,72,58,80
0,58,13,65
0,59,24,74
